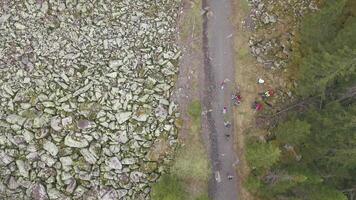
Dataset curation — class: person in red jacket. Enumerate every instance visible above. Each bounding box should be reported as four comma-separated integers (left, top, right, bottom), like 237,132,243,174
252,101,263,111
260,89,275,100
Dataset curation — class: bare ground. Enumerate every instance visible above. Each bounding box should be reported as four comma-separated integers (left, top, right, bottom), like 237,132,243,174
231,2,259,199
172,0,210,199
231,0,289,200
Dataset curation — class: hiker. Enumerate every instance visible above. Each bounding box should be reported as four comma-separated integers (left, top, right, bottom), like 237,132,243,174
220,81,225,90
232,89,242,105
227,175,233,180
265,89,274,97
259,89,275,100
220,78,231,90
252,101,263,111
232,93,242,101
224,121,231,128
265,89,275,97
235,94,242,104
222,106,227,114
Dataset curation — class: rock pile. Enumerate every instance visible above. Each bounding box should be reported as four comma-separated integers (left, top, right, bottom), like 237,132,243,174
246,0,318,69
0,0,180,199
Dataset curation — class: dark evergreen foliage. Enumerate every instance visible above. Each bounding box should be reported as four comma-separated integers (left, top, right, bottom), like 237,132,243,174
247,1,356,199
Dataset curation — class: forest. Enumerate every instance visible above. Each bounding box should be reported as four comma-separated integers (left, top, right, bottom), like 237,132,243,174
246,0,356,199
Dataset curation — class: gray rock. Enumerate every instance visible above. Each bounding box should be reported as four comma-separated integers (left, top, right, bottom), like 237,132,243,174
64,134,89,148
109,145,121,154
106,72,118,78
100,188,118,200
47,188,67,200
130,171,143,183
0,151,13,165
61,117,73,127
82,188,98,200
43,140,58,156
117,189,128,199
6,114,26,125
60,156,73,166
78,171,91,181
20,103,32,109
14,22,26,30
65,178,77,193
77,120,93,129
35,128,49,139
117,131,129,144
61,172,73,181
115,112,132,124
8,176,19,190
0,14,10,24
73,82,93,97
121,158,136,165
0,0,181,198
31,183,49,200
42,101,55,108
80,149,97,164
73,185,87,198
132,113,149,122
16,160,30,178
109,60,123,68
106,157,122,170
41,154,56,167
26,152,40,161
50,117,62,131
155,104,168,121
33,116,49,128
58,95,72,103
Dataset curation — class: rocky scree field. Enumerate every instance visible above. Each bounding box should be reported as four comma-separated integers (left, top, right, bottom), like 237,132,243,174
247,0,318,69
0,0,180,199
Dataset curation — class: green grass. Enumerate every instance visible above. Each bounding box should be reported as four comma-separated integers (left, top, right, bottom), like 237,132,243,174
152,100,210,200
195,194,210,200
180,0,202,42
151,174,187,200
171,139,210,182
188,99,202,123
239,0,250,13
237,44,250,60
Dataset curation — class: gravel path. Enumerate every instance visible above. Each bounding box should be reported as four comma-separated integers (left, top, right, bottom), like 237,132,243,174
202,0,239,199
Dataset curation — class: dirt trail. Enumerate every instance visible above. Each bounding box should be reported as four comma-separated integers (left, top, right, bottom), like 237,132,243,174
202,0,239,199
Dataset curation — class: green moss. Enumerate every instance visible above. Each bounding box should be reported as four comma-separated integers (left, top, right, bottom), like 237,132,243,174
145,5,160,18
188,100,202,134
158,99,210,200
171,141,210,182
174,118,184,129
141,162,158,173
244,175,262,194
151,174,187,200
180,0,202,42
79,102,101,120
188,100,201,121
21,109,37,119
195,194,210,200
74,157,88,170
239,0,250,13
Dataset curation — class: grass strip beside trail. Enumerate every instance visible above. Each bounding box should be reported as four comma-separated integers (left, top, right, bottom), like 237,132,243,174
152,100,210,200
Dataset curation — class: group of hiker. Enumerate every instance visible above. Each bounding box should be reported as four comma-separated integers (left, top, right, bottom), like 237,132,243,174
253,78,275,111
224,78,275,112
221,77,275,127
220,77,275,181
